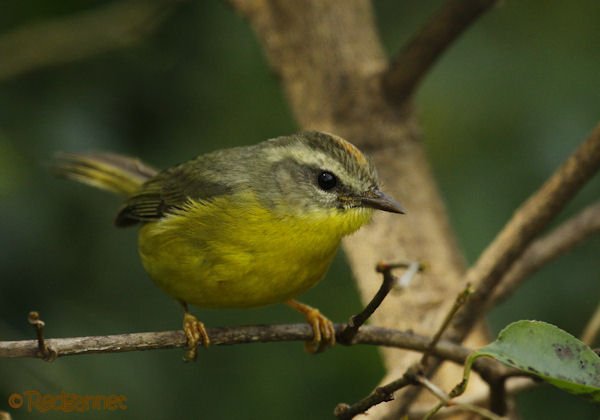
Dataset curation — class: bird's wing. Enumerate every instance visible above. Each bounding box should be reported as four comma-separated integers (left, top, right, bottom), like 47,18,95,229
115,161,231,227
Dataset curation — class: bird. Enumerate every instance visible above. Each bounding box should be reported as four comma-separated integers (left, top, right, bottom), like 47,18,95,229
53,131,404,360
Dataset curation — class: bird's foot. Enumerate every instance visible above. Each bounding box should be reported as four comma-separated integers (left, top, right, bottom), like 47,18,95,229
287,300,335,353
182,311,210,362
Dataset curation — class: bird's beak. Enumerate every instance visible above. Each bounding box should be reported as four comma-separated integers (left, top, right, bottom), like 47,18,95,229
361,189,405,214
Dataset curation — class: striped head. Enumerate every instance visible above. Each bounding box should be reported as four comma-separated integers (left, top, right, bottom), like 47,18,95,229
256,131,404,222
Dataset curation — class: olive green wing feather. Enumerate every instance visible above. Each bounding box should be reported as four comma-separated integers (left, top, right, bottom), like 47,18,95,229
115,162,232,227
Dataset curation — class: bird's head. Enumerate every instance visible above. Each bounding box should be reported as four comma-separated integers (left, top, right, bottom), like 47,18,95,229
256,131,404,234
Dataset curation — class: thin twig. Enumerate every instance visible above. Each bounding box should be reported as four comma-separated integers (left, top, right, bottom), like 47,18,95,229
373,331,525,418
407,377,535,419
27,311,57,361
492,201,600,307
336,285,486,419
581,301,600,346
421,284,472,366
5,316,518,383
338,261,421,344
446,402,505,420
417,375,449,402
0,324,472,363
417,375,505,420
334,364,421,419
392,285,473,416
448,123,600,343
382,0,498,105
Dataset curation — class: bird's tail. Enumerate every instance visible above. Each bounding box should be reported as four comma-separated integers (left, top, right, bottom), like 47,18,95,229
53,152,158,196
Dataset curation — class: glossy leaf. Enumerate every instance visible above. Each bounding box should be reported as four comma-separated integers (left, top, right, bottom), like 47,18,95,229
452,320,600,403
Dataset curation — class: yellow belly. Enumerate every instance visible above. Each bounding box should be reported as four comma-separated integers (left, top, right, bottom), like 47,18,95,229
137,193,372,308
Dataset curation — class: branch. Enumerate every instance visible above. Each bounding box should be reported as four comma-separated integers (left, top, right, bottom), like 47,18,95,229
339,261,421,344
335,358,519,420
408,377,535,419
491,201,600,306
387,285,473,417
1,324,474,363
417,375,504,420
335,285,511,419
3,316,512,384
0,0,177,81
382,0,498,105
421,284,472,366
27,311,57,361
448,122,600,342
581,301,600,346
334,364,421,420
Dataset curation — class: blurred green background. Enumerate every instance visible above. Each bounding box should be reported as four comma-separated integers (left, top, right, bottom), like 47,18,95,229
1,1,599,418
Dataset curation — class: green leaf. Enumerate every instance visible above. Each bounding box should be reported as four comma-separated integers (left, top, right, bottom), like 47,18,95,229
452,320,600,403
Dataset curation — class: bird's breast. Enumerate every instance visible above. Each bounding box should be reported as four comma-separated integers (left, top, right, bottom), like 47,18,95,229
136,193,371,308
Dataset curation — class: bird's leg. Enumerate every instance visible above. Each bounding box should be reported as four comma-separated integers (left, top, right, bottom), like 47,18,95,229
286,299,335,353
180,301,210,362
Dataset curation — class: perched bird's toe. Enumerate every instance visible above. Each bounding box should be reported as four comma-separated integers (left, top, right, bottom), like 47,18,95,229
287,299,335,353
182,311,210,362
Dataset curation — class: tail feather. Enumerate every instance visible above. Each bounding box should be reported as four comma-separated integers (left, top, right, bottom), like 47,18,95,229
53,152,158,196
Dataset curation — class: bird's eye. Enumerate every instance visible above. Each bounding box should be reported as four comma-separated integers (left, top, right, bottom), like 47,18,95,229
317,171,338,190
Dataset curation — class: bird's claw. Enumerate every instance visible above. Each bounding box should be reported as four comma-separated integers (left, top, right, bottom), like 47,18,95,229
287,300,335,353
182,312,210,362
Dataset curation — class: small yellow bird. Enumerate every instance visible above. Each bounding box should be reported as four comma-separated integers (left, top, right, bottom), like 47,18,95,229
54,131,404,360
